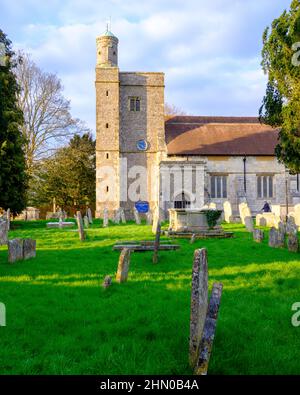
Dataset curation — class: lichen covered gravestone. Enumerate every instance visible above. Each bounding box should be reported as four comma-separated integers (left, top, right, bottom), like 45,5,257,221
253,229,264,243
189,248,208,368
287,233,299,253
103,208,109,228
83,215,89,228
0,220,8,246
116,248,131,283
113,209,121,224
120,208,126,224
269,227,284,248
76,211,86,241
87,208,93,224
8,239,24,263
244,216,254,232
23,239,36,260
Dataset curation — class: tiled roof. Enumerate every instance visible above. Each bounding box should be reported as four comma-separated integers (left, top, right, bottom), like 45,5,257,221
165,116,279,156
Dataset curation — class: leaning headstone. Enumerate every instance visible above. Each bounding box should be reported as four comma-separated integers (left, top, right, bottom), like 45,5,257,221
8,239,24,263
146,210,153,225
116,248,131,283
103,208,109,228
190,234,196,244
102,275,112,289
76,211,86,241
189,248,208,369
287,233,299,253
0,220,8,246
83,215,89,228
269,227,284,248
194,282,223,375
23,239,36,260
87,208,93,224
244,216,254,232
120,208,126,224
152,221,161,264
113,209,121,224
253,229,264,243
133,208,141,225
223,201,233,223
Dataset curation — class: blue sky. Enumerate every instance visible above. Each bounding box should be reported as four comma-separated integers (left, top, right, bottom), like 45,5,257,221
0,0,292,132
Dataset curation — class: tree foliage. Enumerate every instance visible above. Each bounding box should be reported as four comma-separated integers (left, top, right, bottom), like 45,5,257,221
260,0,300,173
15,52,88,176
0,30,27,214
30,133,96,209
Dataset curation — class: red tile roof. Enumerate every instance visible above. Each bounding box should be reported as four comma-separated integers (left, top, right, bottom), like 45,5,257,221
165,116,279,156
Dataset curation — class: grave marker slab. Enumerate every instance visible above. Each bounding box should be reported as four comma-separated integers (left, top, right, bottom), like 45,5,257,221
287,233,299,253
269,227,284,248
0,220,8,246
223,201,233,223
244,216,254,232
83,215,89,228
253,229,264,243
87,208,93,224
8,239,24,263
189,248,208,368
76,211,86,241
23,239,36,260
116,248,131,283
102,275,112,289
103,208,109,228
120,208,126,224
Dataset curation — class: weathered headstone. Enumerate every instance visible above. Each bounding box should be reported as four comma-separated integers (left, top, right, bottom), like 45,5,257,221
278,221,286,235
223,201,233,223
152,208,159,234
102,275,112,289
253,229,264,243
189,248,208,368
23,239,36,260
293,204,300,227
87,208,93,224
152,221,161,264
244,216,254,232
76,211,86,241
0,220,8,246
116,248,131,283
113,209,121,224
269,227,284,248
194,282,223,375
8,239,24,263
83,215,89,229
120,208,126,224
190,234,196,244
103,208,109,228
133,208,141,225
287,233,299,253
238,202,251,225
6,208,10,231
286,216,298,235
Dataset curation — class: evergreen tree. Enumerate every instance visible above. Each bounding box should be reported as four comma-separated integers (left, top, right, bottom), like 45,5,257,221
260,0,300,173
0,30,27,213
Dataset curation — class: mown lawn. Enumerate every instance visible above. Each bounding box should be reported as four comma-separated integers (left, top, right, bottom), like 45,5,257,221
0,220,299,375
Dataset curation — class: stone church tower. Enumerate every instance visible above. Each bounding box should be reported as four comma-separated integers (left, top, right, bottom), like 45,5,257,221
95,28,166,218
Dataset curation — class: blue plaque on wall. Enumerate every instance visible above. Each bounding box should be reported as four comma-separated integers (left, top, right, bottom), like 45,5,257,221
135,201,149,213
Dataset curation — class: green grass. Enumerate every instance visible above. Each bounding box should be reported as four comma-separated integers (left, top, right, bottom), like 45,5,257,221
0,220,300,375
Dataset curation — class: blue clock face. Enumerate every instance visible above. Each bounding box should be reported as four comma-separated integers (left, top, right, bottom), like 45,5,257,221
137,139,148,151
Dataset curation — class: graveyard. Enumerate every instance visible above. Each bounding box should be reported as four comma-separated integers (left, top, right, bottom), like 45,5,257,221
0,218,300,375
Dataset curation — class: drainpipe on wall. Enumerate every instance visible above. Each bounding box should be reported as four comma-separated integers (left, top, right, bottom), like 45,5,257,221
243,156,247,196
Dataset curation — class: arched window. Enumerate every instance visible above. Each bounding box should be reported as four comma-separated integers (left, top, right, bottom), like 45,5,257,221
174,192,191,209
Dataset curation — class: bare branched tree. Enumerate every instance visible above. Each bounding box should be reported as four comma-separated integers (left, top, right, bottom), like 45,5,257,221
165,103,187,117
15,52,89,175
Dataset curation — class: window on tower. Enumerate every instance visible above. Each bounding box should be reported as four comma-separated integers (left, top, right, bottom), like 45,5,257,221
129,97,141,112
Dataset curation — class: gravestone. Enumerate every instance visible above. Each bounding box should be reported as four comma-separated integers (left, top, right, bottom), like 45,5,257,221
102,275,112,289
223,201,233,223
189,248,208,368
146,210,153,225
194,282,223,375
278,221,286,235
116,248,131,283
0,220,8,246
286,216,298,235
244,216,254,232
8,239,24,263
293,204,300,227
253,229,264,243
152,221,161,264
76,211,86,241
83,215,89,228
5,208,10,231
287,233,299,253
238,202,251,225
190,234,196,244
120,208,126,224
103,208,109,228
113,209,121,224
269,227,284,248
23,239,36,260
87,208,93,224
133,208,141,225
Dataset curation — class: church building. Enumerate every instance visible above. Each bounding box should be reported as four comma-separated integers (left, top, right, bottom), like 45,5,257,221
95,28,299,219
